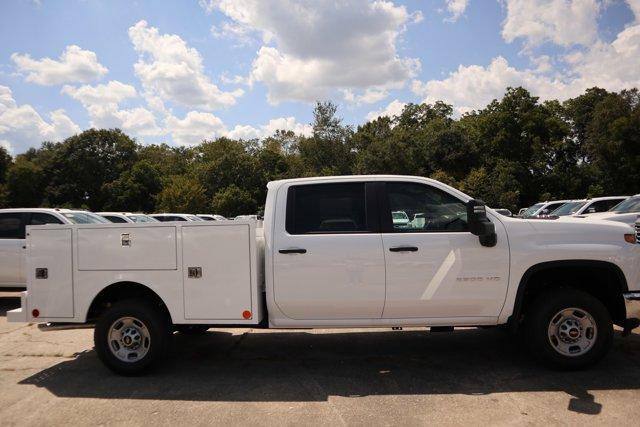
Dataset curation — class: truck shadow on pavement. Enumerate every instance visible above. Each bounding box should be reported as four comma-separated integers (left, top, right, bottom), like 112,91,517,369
18,327,640,414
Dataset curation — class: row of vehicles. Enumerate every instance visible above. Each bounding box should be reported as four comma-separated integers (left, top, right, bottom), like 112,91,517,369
0,209,258,289
516,194,640,226
5,175,640,375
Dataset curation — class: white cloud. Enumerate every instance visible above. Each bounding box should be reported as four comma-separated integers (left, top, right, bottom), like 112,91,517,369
411,57,581,114
0,85,80,153
209,0,420,103
128,20,244,111
165,111,227,145
628,0,640,20
62,80,137,107
412,14,640,116
564,23,640,92
445,0,469,22
343,87,389,105
211,21,254,46
227,116,312,140
366,99,406,121
11,45,108,86
501,0,601,48
62,81,162,136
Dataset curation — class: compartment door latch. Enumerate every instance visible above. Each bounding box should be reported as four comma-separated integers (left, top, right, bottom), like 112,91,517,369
35,268,48,279
188,267,202,278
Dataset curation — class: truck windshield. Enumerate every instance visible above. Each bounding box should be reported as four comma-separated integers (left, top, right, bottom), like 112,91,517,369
609,196,640,213
522,203,544,217
551,201,586,216
63,212,111,224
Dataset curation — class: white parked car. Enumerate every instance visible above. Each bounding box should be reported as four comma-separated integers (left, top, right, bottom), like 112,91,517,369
97,212,159,223
392,211,410,226
8,175,640,375
571,194,640,226
234,215,259,221
521,200,571,217
571,196,628,216
149,213,204,222
0,208,109,288
196,214,227,221
550,200,587,216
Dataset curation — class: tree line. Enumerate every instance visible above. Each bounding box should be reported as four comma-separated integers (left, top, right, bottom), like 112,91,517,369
0,86,638,216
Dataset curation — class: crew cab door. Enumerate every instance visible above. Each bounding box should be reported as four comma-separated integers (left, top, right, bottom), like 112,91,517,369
380,181,509,319
272,182,385,319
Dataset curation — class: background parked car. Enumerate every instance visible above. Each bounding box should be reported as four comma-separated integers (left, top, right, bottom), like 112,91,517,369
0,208,108,288
234,215,260,220
197,214,227,221
493,208,513,217
150,213,204,222
571,196,628,216
549,200,586,216
521,200,571,217
572,194,640,225
97,212,159,223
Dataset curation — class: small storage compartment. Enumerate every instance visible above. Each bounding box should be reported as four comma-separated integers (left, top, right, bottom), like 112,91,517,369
28,228,74,318
182,224,253,320
78,226,177,271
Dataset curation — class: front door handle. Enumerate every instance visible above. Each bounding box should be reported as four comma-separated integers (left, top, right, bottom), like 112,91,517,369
279,248,307,254
389,246,418,252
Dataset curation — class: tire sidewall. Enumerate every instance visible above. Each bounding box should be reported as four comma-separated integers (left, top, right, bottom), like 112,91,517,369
526,288,613,370
95,300,169,375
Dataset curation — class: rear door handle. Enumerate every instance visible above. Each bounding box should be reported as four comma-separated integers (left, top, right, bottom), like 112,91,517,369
279,248,307,254
389,246,418,252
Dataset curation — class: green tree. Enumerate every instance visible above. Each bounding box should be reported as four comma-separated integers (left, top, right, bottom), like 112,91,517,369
0,145,12,183
156,175,208,213
211,185,258,217
6,158,45,207
43,129,138,209
298,101,353,175
102,160,162,212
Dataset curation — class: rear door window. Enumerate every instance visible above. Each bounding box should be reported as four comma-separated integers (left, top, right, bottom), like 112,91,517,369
286,183,368,234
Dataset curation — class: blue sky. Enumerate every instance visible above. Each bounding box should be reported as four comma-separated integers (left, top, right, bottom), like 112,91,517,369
0,0,638,153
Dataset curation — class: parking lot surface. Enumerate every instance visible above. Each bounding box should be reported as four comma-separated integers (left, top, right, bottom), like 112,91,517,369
1,292,640,426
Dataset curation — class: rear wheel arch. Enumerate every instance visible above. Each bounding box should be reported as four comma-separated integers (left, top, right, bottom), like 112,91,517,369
86,281,172,324
510,260,628,330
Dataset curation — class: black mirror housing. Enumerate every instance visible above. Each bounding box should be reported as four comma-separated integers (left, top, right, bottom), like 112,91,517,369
467,199,497,247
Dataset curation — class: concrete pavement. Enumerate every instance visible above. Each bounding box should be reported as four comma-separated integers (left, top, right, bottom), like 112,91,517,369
1,292,640,426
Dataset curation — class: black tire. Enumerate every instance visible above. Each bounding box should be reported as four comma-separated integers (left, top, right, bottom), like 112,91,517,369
94,299,170,375
175,325,210,335
525,288,613,370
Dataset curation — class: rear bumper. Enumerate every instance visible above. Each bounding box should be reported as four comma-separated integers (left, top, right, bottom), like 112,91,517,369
7,291,28,322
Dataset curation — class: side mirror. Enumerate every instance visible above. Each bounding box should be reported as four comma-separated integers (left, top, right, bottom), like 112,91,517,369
467,199,497,247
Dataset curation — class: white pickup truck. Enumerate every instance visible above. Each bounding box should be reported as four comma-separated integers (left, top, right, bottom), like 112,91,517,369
7,175,640,374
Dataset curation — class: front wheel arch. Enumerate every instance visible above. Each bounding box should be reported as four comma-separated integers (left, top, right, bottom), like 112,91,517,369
509,260,628,332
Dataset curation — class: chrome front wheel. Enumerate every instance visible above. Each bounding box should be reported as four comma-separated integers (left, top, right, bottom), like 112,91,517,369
547,308,597,357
